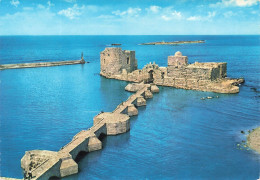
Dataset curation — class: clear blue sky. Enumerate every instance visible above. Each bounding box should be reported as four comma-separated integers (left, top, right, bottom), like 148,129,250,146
0,0,259,35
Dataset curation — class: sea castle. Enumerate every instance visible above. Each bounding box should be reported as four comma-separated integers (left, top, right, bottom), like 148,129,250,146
100,47,244,93
2,48,244,180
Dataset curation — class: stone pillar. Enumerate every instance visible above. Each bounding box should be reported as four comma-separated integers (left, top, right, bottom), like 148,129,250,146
59,154,78,178
144,90,153,99
136,96,146,106
127,104,138,116
151,85,159,93
105,113,130,135
88,136,102,152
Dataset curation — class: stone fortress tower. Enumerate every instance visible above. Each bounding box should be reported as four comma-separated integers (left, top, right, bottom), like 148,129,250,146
100,47,137,77
100,47,243,93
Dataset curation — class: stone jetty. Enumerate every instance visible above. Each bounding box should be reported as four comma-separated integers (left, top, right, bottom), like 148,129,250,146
0,59,85,70
19,83,157,180
100,47,244,93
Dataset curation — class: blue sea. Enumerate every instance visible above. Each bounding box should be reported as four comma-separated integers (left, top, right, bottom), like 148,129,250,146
0,35,259,179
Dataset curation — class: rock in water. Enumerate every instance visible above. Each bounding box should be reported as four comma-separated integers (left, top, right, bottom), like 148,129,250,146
125,83,145,92
151,85,159,93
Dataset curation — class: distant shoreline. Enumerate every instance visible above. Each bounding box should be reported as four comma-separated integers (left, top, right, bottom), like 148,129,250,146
247,127,260,154
139,40,205,45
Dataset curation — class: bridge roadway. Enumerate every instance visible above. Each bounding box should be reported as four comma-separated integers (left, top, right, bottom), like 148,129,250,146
19,83,157,180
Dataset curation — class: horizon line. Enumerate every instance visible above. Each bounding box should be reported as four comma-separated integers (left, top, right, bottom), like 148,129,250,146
0,34,260,36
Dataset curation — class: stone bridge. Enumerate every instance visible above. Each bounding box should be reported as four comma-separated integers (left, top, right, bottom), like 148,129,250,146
20,83,159,180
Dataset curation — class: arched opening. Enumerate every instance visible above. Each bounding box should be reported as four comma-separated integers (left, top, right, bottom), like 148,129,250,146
75,151,88,163
49,176,60,180
148,70,154,83
98,133,106,141
162,72,165,79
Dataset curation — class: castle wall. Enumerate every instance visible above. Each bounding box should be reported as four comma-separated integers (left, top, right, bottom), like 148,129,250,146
168,55,188,67
100,48,124,75
100,48,137,76
123,50,137,73
167,66,212,80
219,63,227,78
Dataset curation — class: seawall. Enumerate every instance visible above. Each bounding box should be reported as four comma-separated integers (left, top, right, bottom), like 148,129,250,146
0,59,85,70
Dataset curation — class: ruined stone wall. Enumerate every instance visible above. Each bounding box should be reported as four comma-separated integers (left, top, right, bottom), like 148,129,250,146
100,48,124,75
187,62,227,80
219,63,227,78
167,66,213,80
211,66,221,80
123,50,137,72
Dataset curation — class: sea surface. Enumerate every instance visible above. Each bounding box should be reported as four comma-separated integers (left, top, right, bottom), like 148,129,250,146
0,35,259,179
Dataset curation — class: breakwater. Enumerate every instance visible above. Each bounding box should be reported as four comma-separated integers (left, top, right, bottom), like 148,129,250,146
18,83,159,180
0,59,85,70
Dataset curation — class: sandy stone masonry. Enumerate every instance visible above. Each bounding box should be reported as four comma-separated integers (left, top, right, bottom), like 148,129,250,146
100,48,244,93
18,83,157,180
100,47,137,76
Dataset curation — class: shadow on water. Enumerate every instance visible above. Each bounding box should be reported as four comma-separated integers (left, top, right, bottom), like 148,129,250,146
75,151,88,163
98,132,106,141
102,131,130,148
49,176,61,180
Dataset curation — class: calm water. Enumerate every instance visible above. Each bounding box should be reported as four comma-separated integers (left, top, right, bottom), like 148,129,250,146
0,35,259,179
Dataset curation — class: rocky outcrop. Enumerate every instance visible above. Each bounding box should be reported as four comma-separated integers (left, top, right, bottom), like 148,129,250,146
145,90,153,99
247,127,260,154
151,85,160,93
136,96,146,106
125,82,145,92
127,104,138,116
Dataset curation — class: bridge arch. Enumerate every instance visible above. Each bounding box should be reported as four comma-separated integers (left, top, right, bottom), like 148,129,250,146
75,151,88,163
98,132,106,141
